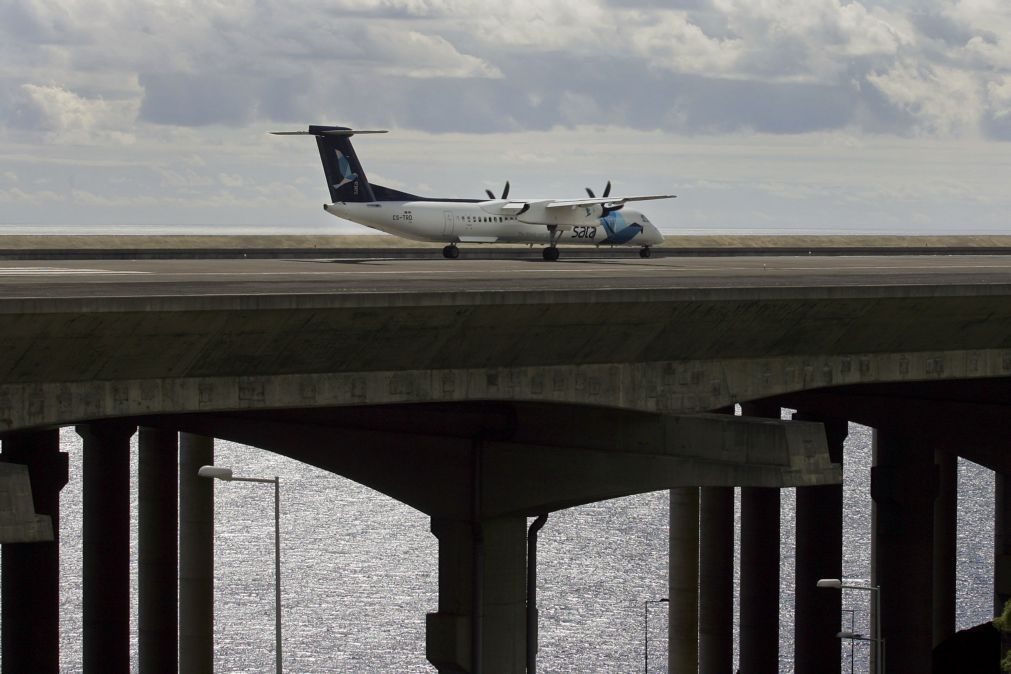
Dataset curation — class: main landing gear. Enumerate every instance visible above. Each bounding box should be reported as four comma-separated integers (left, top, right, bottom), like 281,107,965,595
442,244,460,259
639,246,652,259
543,224,561,261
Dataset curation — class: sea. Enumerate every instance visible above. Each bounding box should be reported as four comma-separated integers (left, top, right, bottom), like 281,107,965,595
40,421,994,673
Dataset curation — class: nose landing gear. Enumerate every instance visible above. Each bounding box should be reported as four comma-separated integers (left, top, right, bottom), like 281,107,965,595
542,246,560,261
639,246,652,259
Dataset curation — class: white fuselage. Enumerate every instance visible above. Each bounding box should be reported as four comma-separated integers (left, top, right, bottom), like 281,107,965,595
324,200,664,247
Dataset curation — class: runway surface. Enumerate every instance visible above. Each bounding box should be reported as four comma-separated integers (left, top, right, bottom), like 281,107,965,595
0,254,1010,298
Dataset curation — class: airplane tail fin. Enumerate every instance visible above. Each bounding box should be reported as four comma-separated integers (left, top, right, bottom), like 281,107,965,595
271,126,387,203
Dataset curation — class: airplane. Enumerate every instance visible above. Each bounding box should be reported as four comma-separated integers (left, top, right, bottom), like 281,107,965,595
271,125,675,261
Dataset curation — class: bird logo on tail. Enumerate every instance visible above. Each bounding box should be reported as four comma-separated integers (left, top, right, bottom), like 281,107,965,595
333,150,358,189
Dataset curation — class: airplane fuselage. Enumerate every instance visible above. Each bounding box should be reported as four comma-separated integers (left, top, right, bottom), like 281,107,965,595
325,200,664,247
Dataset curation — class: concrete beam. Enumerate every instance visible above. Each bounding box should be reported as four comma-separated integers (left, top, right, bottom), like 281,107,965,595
1,429,68,674
0,463,54,542
774,389,1011,474
155,408,839,519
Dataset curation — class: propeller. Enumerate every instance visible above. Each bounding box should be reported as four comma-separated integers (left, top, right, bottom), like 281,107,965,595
585,180,612,199
485,181,511,200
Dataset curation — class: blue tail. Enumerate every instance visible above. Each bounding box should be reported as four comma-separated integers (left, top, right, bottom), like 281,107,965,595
309,125,377,203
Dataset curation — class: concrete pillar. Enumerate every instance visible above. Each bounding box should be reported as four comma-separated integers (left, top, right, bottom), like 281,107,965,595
739,402,780,674
138,427,178,673
871,429,937,674
1,429,69,674
793,415,846,674
698,487,733,674
179,433,214,674
426,516,527,674
78,420,136,674
739,486,780,674
933,449,957,647
996,473,1011,617
669,487,699,673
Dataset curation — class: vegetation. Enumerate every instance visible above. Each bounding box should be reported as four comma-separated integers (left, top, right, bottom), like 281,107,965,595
994,599,1011,673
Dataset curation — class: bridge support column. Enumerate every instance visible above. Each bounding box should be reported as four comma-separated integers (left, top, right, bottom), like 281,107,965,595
739,485,780,674
426,516,526,674
139,427,178,673
871,429,937,674
699,486,733,674
997,474,1011,617
180,433,214,674
1,429,69,674
669,487,699,673
933,449,957,646
739,403,780,674
78,421,136,674
793,414,846,674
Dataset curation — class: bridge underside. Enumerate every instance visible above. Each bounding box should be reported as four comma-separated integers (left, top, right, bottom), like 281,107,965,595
3,377,1010,673
4,400,837,674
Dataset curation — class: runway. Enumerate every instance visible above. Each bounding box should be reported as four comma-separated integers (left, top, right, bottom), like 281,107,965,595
0,254,1010,298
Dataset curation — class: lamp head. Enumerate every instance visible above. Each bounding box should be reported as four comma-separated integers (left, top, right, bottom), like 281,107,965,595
197,465,233,481
817,578,843,589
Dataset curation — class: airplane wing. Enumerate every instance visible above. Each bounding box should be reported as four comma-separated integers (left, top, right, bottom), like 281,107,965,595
544,194,676,210
498,194,675,215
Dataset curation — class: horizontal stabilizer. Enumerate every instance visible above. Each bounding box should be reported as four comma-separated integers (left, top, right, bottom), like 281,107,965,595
270,129,388,137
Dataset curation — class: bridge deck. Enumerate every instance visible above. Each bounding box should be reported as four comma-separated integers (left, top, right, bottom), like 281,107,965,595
0,254,1008,298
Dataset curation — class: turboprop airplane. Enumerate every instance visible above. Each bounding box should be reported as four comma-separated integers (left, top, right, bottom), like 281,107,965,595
272,125,675,260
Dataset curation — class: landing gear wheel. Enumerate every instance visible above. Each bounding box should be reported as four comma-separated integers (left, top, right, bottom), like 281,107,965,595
442,245,460,260
542,246,560,262
639,246,652,259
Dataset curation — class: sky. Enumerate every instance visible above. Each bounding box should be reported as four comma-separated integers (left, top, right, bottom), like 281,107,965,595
1,0,1010,235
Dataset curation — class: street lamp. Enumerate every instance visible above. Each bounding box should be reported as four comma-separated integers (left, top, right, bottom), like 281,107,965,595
817,578,883,674
643,597,668,673
199,465,283,674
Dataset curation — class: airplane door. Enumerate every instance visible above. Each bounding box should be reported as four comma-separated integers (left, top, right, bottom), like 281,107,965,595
443,212,455,236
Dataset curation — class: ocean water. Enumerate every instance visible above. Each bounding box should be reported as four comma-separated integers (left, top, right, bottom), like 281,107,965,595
48,423,994,673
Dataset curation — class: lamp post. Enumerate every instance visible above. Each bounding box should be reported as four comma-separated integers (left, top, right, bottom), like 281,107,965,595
643,597,668,673
840,608,856,674
817,578,883,674
199,465,283,674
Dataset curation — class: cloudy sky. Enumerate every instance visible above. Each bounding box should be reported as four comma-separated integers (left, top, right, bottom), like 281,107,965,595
1,0,1010,234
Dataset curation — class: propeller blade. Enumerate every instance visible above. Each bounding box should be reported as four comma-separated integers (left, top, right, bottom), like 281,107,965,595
485,189,495,200
501,181,510,199
585,187,596,198
602,180,611,198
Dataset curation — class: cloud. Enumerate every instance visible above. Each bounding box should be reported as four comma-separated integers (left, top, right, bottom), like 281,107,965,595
9,84,138,143
363,27,502,79
3,0,1011,143
866,61,983,136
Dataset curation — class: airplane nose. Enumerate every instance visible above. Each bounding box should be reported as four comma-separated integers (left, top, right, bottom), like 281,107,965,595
647,224,664,245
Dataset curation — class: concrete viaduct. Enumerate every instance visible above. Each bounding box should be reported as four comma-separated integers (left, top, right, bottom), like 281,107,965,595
2,263,1011,673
